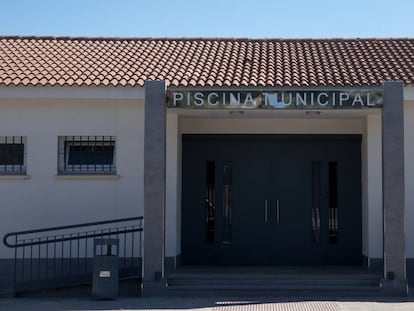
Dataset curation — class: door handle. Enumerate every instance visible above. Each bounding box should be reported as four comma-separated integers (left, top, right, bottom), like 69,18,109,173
276,200,280,223
264,200,268,223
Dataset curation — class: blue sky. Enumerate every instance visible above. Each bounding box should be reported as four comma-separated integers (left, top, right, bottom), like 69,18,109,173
0,0,413,38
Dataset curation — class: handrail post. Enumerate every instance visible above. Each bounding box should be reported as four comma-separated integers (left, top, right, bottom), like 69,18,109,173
13,234,17,296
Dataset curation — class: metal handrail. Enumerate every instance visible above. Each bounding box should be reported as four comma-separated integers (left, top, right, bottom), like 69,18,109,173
4,227,142,248
2,216,143,294
3,216,143,248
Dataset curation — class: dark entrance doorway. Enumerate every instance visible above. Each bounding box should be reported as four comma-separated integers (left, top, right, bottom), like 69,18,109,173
181,135,362,265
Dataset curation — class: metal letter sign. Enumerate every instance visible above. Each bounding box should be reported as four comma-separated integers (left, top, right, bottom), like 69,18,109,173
166,90,383,109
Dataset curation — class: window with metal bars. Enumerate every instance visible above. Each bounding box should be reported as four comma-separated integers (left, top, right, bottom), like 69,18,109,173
0,136,27,175
58,136,116,174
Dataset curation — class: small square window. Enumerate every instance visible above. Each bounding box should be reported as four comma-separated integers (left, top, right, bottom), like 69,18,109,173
58,136,116,174
0,136,27,175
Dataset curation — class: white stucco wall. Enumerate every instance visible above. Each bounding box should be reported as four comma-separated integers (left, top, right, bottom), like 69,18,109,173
165,112,182,258
362,113,383,259
360,100,414,260
0,98,145,257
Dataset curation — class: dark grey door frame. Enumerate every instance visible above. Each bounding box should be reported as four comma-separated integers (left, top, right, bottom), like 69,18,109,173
141,80,409,295
142,80,167,296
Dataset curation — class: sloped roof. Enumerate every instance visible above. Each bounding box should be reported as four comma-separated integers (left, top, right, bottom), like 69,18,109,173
0,36,413,88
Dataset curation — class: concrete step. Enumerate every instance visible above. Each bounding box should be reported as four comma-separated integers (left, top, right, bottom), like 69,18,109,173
168,274,379,283
167,283,380,291
165,289,382,298
165,270,382,297
167,277,380,286
165,283,382,297
167,272,380,283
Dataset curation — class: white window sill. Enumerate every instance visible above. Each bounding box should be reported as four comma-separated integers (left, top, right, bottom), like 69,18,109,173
55,174,120,180
0,175,31,180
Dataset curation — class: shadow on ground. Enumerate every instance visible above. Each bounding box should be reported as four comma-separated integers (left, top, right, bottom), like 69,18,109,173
2,296,414,311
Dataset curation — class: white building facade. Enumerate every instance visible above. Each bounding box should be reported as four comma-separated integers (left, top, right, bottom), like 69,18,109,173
0,37,413,296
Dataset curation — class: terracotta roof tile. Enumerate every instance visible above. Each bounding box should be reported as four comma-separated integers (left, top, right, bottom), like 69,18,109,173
0,37,413,88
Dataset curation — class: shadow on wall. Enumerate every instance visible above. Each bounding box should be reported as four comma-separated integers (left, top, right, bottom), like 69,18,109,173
0,259,14,296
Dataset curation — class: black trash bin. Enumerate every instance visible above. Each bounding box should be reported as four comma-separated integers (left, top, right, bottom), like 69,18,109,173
92,238,119,299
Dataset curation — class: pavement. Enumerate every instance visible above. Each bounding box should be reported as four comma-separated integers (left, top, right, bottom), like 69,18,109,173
2,297,414,311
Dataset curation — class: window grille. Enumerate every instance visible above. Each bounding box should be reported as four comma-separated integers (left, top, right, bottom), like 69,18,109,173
0,136,27,175
58,136,116,174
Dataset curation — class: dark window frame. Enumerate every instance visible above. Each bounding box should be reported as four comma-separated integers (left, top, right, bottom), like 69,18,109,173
0,136,27,175
58,136,116,175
